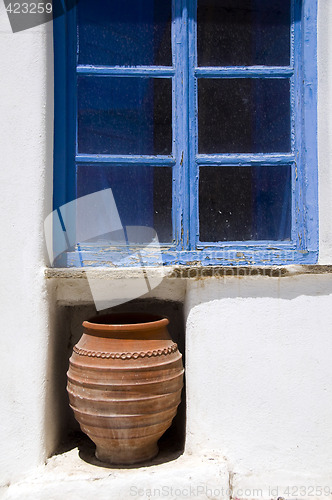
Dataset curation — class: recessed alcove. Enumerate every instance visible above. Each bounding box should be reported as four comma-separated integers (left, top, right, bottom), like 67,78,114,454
50,298,186,466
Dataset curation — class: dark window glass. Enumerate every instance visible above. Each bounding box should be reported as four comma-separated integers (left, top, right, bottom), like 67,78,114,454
198,78,290,153
199,166,291,241
77,0,172,66
77,165,173,243
78,77,172,155
197,0,290,66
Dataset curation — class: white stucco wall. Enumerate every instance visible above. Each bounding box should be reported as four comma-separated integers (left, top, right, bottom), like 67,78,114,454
185,275,332,485
0,3,55,487
1,0,332,496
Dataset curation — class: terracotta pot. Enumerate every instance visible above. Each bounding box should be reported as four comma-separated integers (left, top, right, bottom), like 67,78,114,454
67,313,184,465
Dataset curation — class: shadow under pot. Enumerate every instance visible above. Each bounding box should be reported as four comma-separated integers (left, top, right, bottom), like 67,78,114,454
67,312,184,465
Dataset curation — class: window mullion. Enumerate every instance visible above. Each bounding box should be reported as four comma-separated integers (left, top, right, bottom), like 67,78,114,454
195,67,294,78
76,66,175,77
196,154,295,166
75,155,175,166
173,0,190,251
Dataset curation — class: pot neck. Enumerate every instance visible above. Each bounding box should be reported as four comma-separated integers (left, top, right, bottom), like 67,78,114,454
82,313,170,339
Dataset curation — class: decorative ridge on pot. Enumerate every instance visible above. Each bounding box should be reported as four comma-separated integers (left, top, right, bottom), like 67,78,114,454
67,312,184,465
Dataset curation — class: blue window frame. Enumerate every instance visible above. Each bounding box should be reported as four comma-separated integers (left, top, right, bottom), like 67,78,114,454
53,0,318,266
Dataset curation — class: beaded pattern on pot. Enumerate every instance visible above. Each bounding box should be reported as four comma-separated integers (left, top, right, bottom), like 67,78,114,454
73,343,178,359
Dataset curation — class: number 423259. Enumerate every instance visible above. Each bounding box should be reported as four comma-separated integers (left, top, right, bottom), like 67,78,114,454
5,3,53,14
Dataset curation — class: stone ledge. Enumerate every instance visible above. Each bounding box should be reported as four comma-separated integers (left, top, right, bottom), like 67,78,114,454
1,443,229,500
45,264,332,280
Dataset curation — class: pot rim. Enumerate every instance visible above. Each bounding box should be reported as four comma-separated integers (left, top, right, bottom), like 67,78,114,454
83,312,169,331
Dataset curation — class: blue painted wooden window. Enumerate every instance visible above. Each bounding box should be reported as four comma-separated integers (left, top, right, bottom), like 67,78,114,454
53,0,318,266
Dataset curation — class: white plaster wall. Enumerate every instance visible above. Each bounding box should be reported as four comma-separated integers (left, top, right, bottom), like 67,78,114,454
0,4,55,486
185,275,332,482
1,0,332,494
318,0,332,262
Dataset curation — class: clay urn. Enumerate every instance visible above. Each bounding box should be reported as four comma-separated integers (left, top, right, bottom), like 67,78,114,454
67,312,184,465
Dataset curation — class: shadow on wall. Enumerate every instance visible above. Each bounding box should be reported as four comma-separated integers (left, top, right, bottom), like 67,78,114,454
48,299,186,463
186,273,332,304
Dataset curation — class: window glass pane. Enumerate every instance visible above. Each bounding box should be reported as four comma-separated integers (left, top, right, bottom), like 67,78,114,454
78,77,172,155
199,166,291,241
77,0,172,66
197,0,290,66
77,165,173,243
198,78,290,153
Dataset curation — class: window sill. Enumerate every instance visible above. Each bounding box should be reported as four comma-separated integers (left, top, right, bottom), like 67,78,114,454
44,264,332,280
45,265,332,306
54,245,318,268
